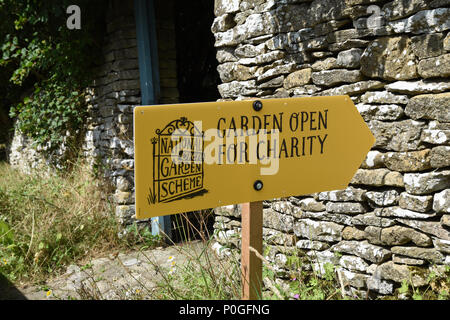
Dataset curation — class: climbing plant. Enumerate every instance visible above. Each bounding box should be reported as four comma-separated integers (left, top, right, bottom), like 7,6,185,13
0,0,106,150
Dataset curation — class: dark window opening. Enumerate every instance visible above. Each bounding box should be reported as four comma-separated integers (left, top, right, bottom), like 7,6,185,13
174,0,220,103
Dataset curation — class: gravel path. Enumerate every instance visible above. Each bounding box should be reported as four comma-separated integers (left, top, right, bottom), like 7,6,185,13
4,240,207,300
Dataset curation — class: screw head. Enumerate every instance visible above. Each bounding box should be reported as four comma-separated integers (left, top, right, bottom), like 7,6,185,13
253,180,263,191
253,100,263,111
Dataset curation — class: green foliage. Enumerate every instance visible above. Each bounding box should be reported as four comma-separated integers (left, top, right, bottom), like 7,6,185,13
122,223,162,249
0,0,106,150
9,80,87,147
395,267,450,300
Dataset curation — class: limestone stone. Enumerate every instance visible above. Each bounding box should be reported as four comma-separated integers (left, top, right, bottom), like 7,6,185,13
365,225,432,247
217,80,258,98
263,228,295,246
366,277,394,295
290,85,322,96
386,80,450,94
294,219,344,242
215,205,241,218
234,43,266,58
396,219,450,241
313,19,351,37
374,261,428,286
433,238,450,254
217,63,257,82
351,169,404,187
214,0,240,16
392,255,425,266
442,215,450,227
375,206,436,219
360,36,417,81
336,48,363,68
337,269,368,289
115,205,135,225
319,80,384,96
216,47,238,63
115,176,131,192
368,120,426,152
296,239,330,251
365,190,399,207
361,150,385,169
258,76,284,89
411,33,444,59
445,32,450,51
325,202,368,214
291,197,325,212
391,246,444,264
428,121,450,131
311,69,362,86
433,189,450,213
214,216,241,230
263,208,294,233
328,39,370,52
240,50,285,66
403,170,450,195
398,192,433,213
382,0,429,21
211,14,236,33
339,255,369,273
326,28,363,44
272,200,302,217
283,68,312,89
430,146,450,168
307,250,340,265
318,186,366,202
388,8,450,34
421,129,450,145
360,91,409,105
307,0,361,26
311,57,337,71
342,226,366,241
383,150,431,172
356,104,404,121
113,191,133,205
214,13,277,47
331,240,392,264
299,211,353,226
417,54,450,79
257,62,297,82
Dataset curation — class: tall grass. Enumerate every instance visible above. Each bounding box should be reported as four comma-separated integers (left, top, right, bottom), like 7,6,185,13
0,160,128,284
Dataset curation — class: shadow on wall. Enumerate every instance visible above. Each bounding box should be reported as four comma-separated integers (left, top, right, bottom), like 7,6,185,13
0,273,28,300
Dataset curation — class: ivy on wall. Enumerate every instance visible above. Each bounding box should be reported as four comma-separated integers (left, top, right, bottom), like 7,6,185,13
0,0,106,150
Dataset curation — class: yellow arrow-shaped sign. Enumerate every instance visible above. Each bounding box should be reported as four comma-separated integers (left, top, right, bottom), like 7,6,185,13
134,96,375,219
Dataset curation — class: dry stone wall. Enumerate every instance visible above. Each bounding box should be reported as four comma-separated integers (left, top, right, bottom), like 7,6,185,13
211,0,450,298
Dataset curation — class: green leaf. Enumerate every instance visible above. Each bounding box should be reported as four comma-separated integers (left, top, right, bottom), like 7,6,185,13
0,220,14,245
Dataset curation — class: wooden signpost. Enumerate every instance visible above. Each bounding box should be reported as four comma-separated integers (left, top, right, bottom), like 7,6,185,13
133,96,375,300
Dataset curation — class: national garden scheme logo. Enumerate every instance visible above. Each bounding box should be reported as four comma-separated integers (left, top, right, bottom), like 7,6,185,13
148,117,207,204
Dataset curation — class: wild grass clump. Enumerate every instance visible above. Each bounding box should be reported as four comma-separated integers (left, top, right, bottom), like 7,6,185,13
148,212,243,300
0,160,128,284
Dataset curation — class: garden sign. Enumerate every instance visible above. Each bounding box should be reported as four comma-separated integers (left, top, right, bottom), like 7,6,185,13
133,96,375,299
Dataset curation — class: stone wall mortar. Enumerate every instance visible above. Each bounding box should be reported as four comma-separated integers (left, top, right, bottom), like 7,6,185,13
212,0,450,298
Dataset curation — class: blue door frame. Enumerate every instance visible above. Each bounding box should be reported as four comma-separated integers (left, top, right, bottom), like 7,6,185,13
134,0,171,240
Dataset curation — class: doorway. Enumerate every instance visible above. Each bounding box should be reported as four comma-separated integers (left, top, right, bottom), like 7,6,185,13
154,0,220,242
